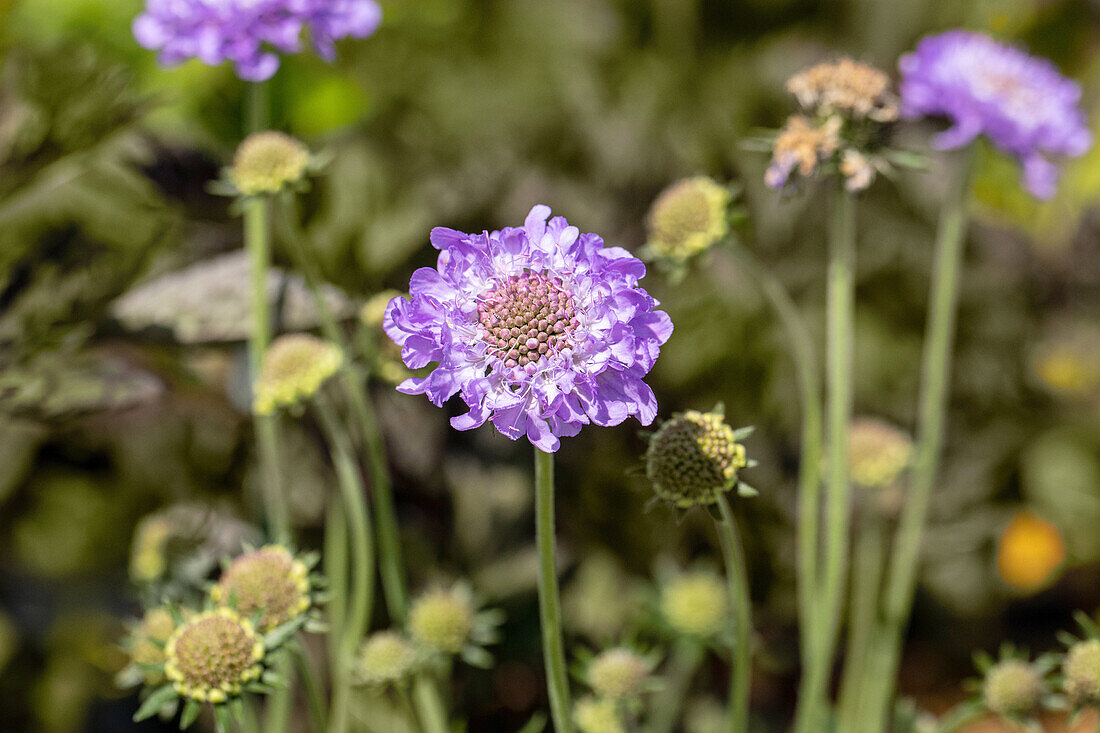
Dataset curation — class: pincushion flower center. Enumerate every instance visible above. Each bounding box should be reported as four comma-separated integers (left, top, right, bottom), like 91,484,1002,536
975,69,1036,111
476,271,579,369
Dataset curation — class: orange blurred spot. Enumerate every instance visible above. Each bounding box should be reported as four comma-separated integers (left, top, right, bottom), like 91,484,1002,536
996,511,1066,592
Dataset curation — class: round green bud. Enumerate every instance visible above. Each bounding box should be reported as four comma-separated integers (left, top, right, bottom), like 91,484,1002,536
646,177,730,264
129,607,179,684
164,609,264,703
573,696,625,733
849,417,912,489
661,572,728,637
357,631,416,686
982,659,1044,719
230,131,310,196
587,648,650,699
211,545,310,632
408,588,474,654
1064,639,1100,708
646,410,747,508
253,334,342,415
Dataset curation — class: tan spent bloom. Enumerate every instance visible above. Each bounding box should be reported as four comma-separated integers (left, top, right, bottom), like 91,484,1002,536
765,115,842,189
645,177,731,264
587,648,651,699
210,545,311,631
840,149,879,192
408,588,475,654
786,58,899,121
253,334,342,415
848,417,913,489
230,131,310,196
164,608,264,703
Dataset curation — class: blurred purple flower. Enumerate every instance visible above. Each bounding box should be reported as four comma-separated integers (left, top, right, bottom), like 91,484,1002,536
899,30,1091,199
384,205,673,453
133,0,382,82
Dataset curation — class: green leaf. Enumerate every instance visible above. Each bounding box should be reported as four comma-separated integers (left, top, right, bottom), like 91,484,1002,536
264,615,306,650
737,483,759,498
731,426,755,441
213,704,232,733
133,685,178,722
516,713,547,733
179,700,201,730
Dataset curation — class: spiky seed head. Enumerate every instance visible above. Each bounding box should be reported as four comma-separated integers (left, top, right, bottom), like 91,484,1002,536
211,545,310,632
848,417,913,489
646,410,748,508
230,131,310,196
164,609,264,703
587,648,651,699
982,659,1044,719
573,696,625,733
645,177,730,264
253,334,342,415
357,631,417,686
408,588,474,654
660,571,728,637
1064,639,1100,708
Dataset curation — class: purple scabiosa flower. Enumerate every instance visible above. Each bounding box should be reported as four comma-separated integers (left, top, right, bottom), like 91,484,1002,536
133,0,382,82
384,205,673,453
899,30,1092,199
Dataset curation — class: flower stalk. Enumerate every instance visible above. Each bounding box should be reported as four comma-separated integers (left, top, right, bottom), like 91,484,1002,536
535,449,573,733
715,494,752,733
644,639,704,733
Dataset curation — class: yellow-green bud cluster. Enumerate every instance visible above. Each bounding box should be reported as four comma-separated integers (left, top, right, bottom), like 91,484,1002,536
982,659,1044,719
211,545,310,632
253,334,342,415
357,631,417,686
661,572,728,637
164,609,264,703
573,696,625,733
129,608,178,684
645,177,730,264
587,648,650,699
230,131,310,196
129,516,172,583
408,588,474,654
646,410,747,508
1064,639,1100,708
848,417,913,489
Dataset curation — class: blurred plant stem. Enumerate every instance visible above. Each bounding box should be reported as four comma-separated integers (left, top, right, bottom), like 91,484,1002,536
795,185,855,733
277,194,409,619
291,640,329,733
277,196,451,732
715,241,823,673
645,639,704,733
535,449,573,733
314,390,376,733
931,701,985,733
836,511,886,730
859,146,975,733
715,493,752,733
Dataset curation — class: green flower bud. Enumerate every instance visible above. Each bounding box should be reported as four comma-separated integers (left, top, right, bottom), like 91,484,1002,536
645,177,730,264
982,659,1044,719
211,545,310,632
646,410,749,508
1064,639,1100,709
573,696,625,733
357,631,417,686
253,334,342,415
849,417,912,489
230,131,310,196
409,588,474,654
164,609,264,703
661,571,728,637
129,608,179,685
587,648,650,699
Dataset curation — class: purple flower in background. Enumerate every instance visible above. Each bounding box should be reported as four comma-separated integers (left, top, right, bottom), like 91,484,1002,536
384,206,673,453
133,0,382,82
899,30,1092,199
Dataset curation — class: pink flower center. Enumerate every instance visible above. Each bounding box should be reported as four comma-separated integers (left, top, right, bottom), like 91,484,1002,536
477,272,578,368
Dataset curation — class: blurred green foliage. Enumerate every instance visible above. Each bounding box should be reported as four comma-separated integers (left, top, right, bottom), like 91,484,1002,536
1,0,1100,730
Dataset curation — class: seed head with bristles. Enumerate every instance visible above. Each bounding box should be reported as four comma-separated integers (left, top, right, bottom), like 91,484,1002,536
164,608,265,703
645,409,755,508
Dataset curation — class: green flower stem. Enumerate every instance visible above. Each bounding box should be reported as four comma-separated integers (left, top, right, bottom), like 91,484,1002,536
291,641,329,733
263,657,295,733
397,685,426,733
715,493,752,733
836,510,886,731
277,197,409,620
314,391,375,733
325,492,348,664
645,639,705,733
794,185,856,733
412,675,450,733
244,195,291,545
716,243,823,668
535,449,573,733
246,81,269,135
932,701,985,733
860,146,975,733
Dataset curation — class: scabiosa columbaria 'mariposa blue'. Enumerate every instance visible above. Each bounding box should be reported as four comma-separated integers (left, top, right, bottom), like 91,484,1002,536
133,0,382,82
384,205,673,453
899,30,1091,199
